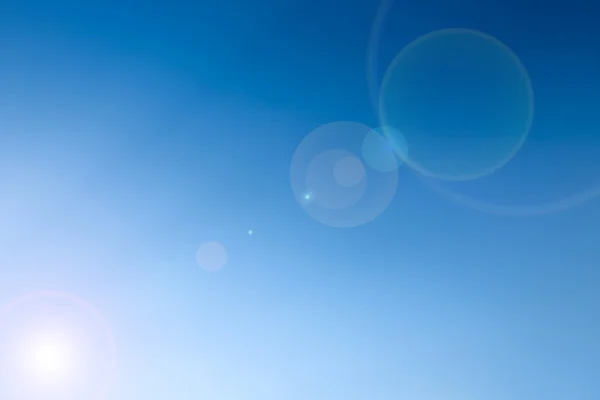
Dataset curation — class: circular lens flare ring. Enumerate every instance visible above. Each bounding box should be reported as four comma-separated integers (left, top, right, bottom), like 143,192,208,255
367,3,600,215
0,291,117,399
379,27,534,181
367,0,396,113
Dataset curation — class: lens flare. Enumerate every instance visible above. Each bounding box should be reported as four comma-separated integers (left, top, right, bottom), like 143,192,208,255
379,28,534,181
21,333,75,385
196,241,228,271
290,121,398,228
0,291,117,399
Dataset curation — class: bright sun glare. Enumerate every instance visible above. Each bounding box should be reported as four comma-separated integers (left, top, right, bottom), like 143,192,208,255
22,334,75,385
1,292,117,399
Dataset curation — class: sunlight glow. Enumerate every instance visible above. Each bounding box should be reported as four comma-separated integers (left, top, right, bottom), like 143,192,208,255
21,333,75,385
1,291,118,398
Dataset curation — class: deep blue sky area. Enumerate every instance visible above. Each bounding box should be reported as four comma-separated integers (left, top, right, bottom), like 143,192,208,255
0,0,599,399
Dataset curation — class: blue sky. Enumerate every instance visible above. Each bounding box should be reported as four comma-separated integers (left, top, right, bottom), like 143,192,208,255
0,0,599,399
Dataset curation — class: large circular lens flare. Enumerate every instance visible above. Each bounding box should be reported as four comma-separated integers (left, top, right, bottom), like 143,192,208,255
379,28,534,181
368,2,600,215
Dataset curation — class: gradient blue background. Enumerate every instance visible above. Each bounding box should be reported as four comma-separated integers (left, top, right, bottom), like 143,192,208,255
1,0,599,399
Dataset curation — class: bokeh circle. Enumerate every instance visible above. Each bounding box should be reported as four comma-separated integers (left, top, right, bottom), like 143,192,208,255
305,149,368,210
290,121,398,227
379,28,534,181
332,155,366,187
362,126,408,172
0,291,117,399
196,241,228,272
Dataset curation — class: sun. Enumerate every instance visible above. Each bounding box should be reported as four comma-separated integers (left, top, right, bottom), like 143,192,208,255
0,291,118,399
21,333,76,385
